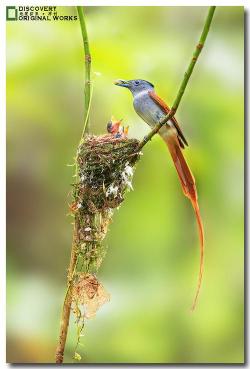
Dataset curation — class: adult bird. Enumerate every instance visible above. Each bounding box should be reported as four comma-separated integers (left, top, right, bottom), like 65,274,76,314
114,79,204,310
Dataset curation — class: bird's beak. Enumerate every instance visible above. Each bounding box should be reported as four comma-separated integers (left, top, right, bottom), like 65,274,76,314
114,79,130,88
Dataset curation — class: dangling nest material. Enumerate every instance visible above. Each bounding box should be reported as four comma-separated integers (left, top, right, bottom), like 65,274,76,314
72,273,110,319
71,134,140,318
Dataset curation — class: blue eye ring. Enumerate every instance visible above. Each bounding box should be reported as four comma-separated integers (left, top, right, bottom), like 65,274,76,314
134,80,140,85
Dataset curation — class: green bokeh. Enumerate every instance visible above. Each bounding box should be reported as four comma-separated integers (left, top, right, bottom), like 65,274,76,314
6,6,244,364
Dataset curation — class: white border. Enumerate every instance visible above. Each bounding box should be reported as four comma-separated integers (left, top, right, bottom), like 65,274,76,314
1,1,248,368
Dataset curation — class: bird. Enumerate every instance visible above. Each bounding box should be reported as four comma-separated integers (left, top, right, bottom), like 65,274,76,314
106,116,129,138
114,79,204,310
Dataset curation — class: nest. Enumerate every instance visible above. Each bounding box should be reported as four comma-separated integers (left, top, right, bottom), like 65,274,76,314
75,134,140,212
71,134,140,318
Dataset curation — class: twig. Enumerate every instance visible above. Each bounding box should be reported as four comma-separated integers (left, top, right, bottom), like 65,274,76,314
77,6,91,137
137,6,216,151
55,219,80,363
55,6,91,363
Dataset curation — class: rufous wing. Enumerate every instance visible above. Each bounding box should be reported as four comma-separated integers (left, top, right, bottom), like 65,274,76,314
148,90,188,147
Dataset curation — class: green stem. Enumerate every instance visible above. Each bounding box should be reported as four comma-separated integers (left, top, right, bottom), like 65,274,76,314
55,8,92,363
137,6,216,151
77,6,91,136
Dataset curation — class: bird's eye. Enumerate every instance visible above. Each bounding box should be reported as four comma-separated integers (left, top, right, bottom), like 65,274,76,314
135,80,140,85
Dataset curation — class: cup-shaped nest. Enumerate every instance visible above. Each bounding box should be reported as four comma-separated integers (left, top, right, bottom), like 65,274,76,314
71,134,141,273
75,134,140,214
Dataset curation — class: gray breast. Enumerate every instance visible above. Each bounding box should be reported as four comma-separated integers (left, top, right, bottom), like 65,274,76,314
133,91,165,128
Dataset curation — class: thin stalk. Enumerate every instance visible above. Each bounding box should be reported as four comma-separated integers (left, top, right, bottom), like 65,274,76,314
55,220,80,364
137,6,216,151
79,83,94,146
77,6,91,136
55,6,91,363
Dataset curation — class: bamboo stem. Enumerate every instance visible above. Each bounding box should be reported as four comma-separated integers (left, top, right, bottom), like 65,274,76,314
137,6,216,151
77,6,91,136
55,6,91,363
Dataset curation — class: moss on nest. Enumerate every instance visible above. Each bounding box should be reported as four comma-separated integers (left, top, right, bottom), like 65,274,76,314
71,134,140,274
75,134,140,212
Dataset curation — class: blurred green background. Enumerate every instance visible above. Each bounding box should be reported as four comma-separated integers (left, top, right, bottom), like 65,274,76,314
6,6,244,364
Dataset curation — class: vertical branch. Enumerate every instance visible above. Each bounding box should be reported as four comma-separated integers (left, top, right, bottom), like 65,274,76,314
55,7,91,363
137,6,216,150
55,219,80,364
77,6,92,136
171,6,215,112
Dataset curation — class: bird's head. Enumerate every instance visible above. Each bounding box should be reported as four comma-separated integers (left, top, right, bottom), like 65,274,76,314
114,79,154,96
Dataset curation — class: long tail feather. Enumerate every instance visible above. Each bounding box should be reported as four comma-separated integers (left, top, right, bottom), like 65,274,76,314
161,128,204,310
190,197,204,311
